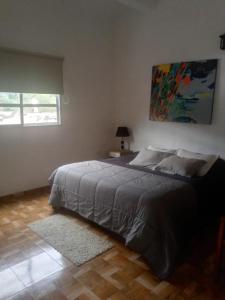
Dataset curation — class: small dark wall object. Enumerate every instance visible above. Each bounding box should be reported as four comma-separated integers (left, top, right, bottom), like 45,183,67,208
219,34,225,50
116,127,129,150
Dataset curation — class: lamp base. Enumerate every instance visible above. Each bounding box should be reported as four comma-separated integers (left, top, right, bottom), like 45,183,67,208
121,140,124,150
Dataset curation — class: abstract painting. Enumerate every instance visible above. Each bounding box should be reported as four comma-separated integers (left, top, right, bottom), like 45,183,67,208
150,59,217,124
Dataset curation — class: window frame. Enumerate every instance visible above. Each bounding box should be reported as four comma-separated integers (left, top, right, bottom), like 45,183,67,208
0,93,61,127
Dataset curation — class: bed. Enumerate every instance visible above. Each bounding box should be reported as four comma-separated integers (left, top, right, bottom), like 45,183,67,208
48,153,225,279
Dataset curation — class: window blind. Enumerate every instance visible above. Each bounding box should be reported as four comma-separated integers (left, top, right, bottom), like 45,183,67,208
0,48,63,94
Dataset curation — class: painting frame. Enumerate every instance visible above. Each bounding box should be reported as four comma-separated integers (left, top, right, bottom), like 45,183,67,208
150,59,218,124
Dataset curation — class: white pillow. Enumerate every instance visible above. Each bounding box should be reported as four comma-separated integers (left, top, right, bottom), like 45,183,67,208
129,148,172,167
147,144,176,154
154,155,206,177
177,149,218,176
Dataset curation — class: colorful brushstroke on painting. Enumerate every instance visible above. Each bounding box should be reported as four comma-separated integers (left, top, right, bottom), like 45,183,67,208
150,59,217,124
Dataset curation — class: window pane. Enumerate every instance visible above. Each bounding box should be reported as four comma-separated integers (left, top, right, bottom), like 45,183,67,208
0,92,20,104
23,93,58,105
0,107,21,125
23,106,58,125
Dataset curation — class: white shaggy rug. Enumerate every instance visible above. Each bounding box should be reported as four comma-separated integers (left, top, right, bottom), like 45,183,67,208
28,214,114,265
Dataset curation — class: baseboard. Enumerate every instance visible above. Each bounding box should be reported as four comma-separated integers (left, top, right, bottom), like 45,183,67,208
0,186,50,201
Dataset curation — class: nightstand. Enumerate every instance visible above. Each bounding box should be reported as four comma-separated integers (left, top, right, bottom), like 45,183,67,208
109,150,133,158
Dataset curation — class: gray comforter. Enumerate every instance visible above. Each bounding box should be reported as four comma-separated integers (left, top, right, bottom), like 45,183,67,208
49,160,197,279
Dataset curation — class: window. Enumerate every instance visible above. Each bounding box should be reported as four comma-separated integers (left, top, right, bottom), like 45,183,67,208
0,92,61,126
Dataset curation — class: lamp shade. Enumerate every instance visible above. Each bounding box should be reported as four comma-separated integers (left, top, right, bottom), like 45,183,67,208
116,127,129,137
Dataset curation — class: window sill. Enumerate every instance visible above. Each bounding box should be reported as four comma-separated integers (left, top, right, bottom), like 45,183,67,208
0,123,61,128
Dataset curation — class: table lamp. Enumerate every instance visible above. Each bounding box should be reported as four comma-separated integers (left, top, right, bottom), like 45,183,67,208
116,127,129,150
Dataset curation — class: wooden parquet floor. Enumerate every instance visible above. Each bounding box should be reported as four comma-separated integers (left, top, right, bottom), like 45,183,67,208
0,189,225,300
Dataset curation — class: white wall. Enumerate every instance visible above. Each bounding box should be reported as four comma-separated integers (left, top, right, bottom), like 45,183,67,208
2,0,225,196
114,0,225,156
0,0,118,196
